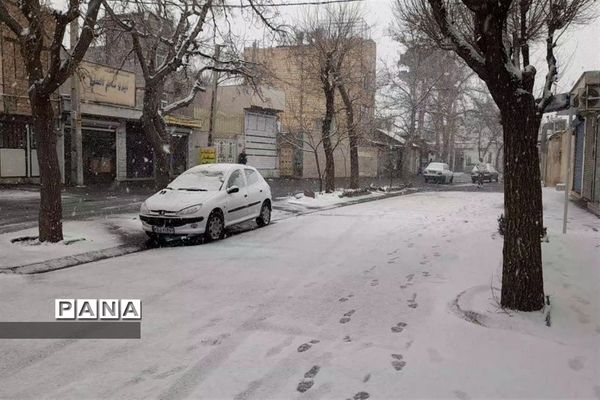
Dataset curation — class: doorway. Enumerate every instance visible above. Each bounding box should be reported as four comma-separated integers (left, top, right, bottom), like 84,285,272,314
83,129,116,184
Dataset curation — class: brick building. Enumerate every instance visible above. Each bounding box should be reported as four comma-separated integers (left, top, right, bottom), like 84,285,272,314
0,5,58,183
245,27,378,178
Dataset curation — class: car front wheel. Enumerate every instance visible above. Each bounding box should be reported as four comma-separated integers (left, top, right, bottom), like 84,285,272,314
205,210,224,242
256,201,271,227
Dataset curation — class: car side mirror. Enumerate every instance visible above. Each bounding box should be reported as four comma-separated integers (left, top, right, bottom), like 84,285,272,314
227,185,239,194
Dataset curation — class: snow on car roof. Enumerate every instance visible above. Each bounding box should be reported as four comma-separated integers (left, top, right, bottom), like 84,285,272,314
184,163,250,174
426,162,445,169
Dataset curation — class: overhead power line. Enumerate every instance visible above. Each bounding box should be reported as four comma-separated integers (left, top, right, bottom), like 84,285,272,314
226,0,365,7
106,0,365,8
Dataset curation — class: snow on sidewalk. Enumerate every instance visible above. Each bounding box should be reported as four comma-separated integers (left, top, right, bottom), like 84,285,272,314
275,187,413,215
0,214,143,269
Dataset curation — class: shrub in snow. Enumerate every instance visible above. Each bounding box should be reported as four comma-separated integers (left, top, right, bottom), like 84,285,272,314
498,214,506,236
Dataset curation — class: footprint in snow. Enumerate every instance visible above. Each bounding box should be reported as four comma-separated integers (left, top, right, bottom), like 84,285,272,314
391,357,407,371
348,392,370,400
340,310,355,324
568,357,584,371
408,293,418,309
391,322,407,333
297,340,319,352
370,279,379,287
297,365,320,393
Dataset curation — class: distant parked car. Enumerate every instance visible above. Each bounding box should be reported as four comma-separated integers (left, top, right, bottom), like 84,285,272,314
423,162,454,184
471,163,499,183
139,163,272,242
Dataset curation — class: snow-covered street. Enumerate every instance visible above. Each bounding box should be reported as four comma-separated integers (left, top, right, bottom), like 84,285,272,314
0,189,598,399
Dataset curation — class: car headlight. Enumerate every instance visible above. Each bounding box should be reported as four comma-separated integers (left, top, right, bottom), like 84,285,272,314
177,204,202,216
140,201,149,214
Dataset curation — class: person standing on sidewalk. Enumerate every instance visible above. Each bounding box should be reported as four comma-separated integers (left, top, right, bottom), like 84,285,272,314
238,149,247,165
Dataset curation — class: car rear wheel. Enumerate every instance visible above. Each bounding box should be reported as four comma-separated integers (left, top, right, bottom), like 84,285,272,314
256,201,271,227
205,210,224,242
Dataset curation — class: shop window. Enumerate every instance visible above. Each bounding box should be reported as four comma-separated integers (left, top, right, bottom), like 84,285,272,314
126,125,154,178
0,121,27,149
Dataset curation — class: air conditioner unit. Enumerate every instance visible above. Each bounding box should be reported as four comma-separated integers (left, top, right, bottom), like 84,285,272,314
580,84,600,111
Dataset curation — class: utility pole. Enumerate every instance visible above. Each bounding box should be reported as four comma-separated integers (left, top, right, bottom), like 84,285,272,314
563,105,575,234
540,116,549,187
70,18,83,186
207,44,222,148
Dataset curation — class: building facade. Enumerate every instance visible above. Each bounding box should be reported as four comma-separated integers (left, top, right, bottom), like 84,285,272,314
245,29,378,179
195,85,285,178
570,71,600,215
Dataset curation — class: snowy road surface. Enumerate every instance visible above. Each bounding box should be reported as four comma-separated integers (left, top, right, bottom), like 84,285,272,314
0,190,598,399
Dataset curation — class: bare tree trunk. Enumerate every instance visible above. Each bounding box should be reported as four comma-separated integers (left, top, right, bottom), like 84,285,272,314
141,83,171,189
495,143,503,171
314,149,323,192
31,94,63,242
338,83,359,189
500,97,545,311
322,87,336,193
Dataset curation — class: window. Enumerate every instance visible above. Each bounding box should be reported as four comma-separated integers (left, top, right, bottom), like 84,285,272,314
126,124,154,178
227,169,245,188
245,169,259,185
0,121,27,149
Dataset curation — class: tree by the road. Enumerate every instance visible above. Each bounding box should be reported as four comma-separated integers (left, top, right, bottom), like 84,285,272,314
0,0,102,242
102,0,258,189
397,0,597,311
299,5,367,192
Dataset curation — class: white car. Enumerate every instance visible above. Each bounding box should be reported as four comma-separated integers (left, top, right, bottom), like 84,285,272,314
139,163,272,242
423,162,454,184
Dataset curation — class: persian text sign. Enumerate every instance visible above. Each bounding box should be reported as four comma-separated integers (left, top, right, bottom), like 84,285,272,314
79,62,136,107
199,147,217,164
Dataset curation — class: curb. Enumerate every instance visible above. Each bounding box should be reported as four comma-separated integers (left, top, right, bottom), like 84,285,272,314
1,244,144,275
1,187,419,275
272,187,420,219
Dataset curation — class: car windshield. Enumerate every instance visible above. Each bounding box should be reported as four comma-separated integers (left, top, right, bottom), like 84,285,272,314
167,168,225,191
426,163,444,170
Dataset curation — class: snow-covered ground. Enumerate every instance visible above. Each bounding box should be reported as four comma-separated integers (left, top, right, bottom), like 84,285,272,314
0,189,597,399
0,189,42,200
0,214,142,268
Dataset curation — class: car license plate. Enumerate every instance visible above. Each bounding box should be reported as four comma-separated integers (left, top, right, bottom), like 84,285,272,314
152,226,175,234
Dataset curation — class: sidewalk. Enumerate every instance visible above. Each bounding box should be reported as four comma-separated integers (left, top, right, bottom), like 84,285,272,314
0,187,418,274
